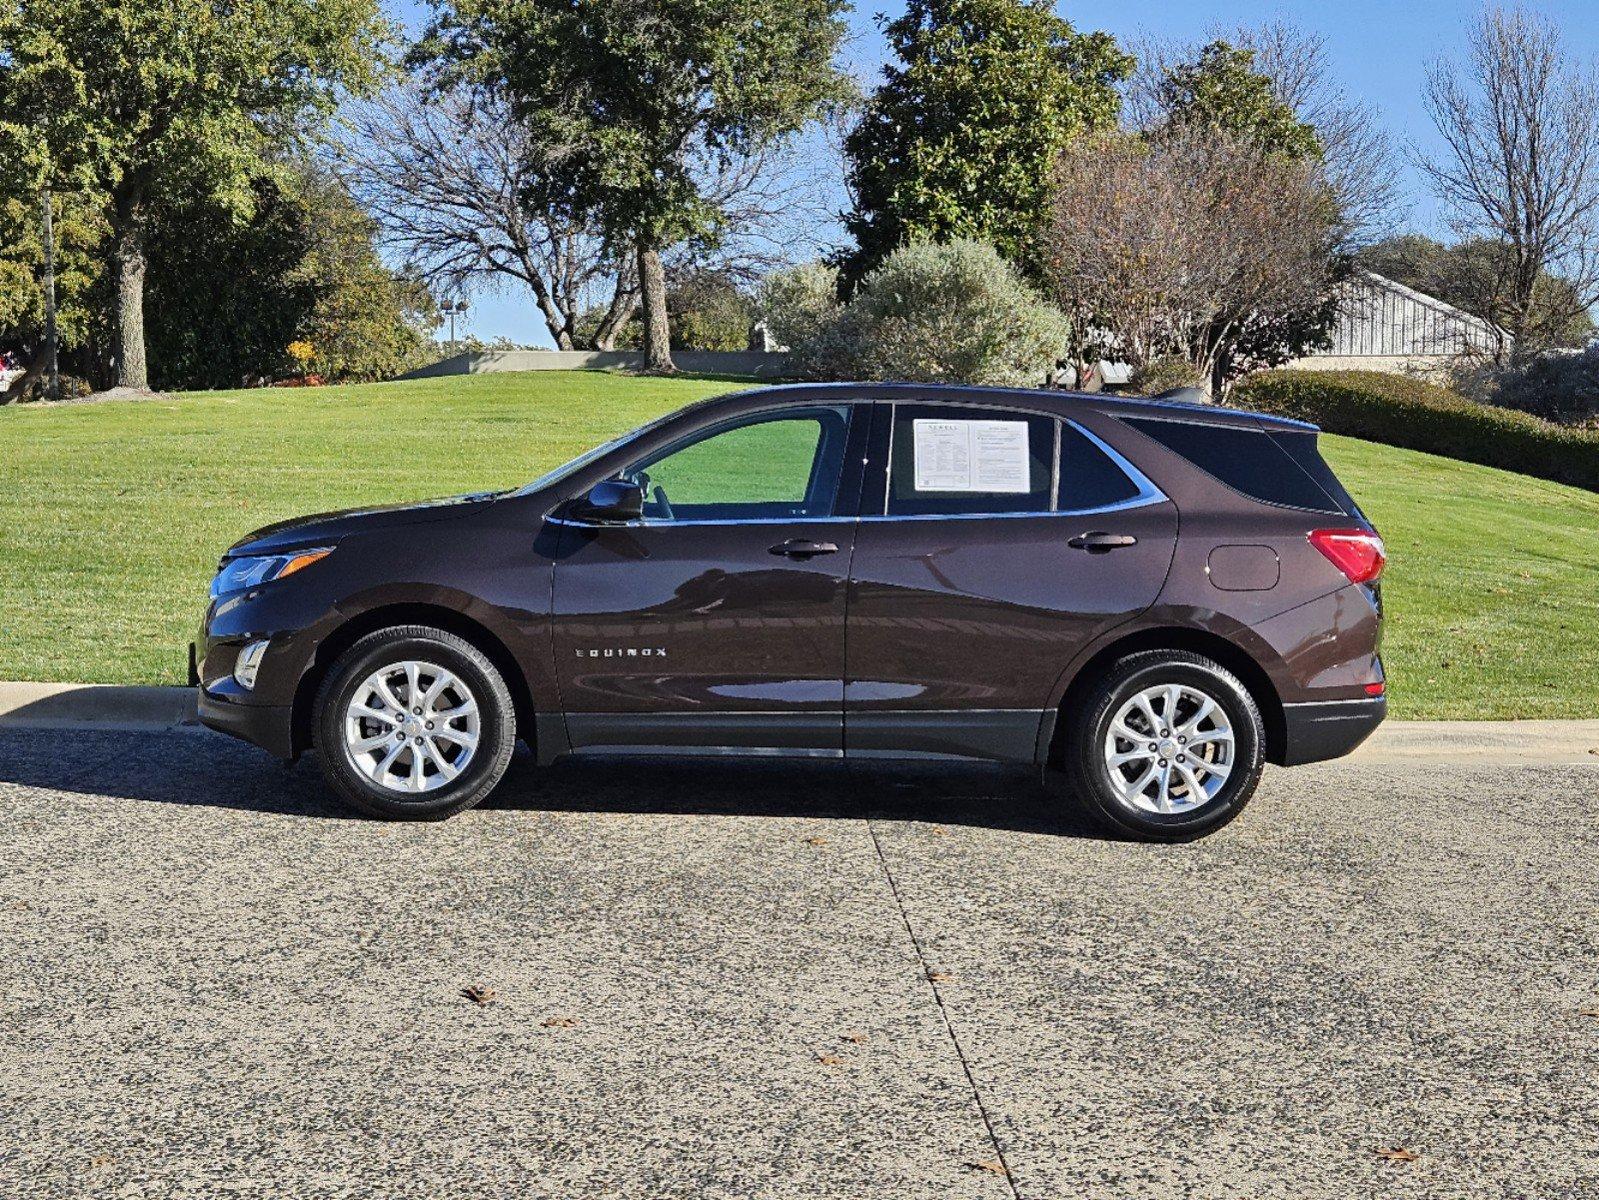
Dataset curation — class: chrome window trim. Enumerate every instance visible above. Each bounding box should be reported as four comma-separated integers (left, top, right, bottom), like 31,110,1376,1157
544,414,1167,529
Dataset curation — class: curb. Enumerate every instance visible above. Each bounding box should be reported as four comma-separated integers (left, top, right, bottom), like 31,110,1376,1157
2,681,1598,764
0,682,197,731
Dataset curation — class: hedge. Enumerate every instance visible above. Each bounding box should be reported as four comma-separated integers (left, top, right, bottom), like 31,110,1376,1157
1233,369,1599,493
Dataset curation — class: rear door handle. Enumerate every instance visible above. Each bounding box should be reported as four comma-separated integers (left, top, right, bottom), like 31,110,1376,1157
770,538,840,559
1068,531,1138,553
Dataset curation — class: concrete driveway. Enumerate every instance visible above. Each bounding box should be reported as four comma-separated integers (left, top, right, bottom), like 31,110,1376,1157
1,728,1595,1199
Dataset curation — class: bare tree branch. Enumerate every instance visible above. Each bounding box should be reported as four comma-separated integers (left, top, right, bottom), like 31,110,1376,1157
330,83,636,349
1418,5,1599,360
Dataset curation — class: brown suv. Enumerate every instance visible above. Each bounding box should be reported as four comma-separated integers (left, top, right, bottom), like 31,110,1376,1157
196,383,1386,840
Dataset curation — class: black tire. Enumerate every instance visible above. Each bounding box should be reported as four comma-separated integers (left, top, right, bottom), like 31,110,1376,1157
312,625,517,820
1055,649,1266,842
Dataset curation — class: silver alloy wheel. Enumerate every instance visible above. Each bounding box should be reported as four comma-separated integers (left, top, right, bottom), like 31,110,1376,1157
1103,682,1234,815
343,660,481,794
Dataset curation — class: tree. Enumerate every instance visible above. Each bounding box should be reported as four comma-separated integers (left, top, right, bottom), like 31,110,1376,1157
1128,23,1399,240
1157,42,1321,160
1359,234,1597,352
1046,128,1343,397
0,0,388,389
417,0,852,373
1421,5,1599,362
141,165,435,389
0,188,104,401
842,0,1131,285
335,83,638,351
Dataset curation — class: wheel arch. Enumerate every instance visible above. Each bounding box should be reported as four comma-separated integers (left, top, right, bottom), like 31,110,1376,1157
290,602,535,757
1046,625,1286,767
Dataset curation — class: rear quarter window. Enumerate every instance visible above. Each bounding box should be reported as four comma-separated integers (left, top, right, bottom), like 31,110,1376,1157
1121,417,1348,514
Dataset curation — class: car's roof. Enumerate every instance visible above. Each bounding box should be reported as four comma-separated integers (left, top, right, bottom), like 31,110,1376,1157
714,381,1319,433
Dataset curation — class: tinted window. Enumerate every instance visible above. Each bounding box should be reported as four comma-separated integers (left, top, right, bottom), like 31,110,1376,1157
1122,417,1342,513
1269,430,1361,518
1058,424,1145,511
887,404,1053,516
626,407,849,521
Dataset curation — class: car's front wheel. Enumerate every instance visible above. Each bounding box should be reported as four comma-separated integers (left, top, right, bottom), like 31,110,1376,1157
1057,650,1265,841
312,625,516,820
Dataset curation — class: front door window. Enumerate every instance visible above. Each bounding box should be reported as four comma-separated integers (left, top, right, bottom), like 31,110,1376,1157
625,407,850,522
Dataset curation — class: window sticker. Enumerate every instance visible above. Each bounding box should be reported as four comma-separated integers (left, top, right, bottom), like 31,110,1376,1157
912,419,1031,493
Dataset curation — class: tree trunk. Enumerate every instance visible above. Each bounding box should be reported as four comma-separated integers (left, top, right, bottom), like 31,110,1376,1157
591,273,641,351
110,188,149,390
0,345,46,404
636,240,674,373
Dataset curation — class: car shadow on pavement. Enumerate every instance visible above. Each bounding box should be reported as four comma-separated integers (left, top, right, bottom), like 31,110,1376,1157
0,728,1102,837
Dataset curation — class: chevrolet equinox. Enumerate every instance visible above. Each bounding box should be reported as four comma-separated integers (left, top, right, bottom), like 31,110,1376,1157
197,383,1386,840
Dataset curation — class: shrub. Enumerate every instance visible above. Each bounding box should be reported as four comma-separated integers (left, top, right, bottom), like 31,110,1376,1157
793,239,1070,387
1448,346,1599,425
1234,369,1599,493
757,262,840,354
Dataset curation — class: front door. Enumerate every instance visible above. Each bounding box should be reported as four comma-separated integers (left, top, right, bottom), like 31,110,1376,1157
845,401,1179,762
552,404,860,756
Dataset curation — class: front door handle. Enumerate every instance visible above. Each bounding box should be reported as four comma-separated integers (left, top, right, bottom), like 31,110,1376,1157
1068,531,1138,553
770,538,839,560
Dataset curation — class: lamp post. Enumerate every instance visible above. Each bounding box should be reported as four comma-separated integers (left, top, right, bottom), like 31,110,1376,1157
442,299,470,352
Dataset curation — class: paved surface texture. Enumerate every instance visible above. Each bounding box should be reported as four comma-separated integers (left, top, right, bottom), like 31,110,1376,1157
1,729,1595,1199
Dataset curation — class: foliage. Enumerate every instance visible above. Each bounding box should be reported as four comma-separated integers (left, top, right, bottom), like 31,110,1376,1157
0,0,391,385
1449,345,1599,425
1047,129,1341,397
0,187,105,388
141,167,433,389
1158,41,1322,160
842,0,1130,285
666,272,756,352
793,239,1069,386
1358,234,1597,353
757,262,841,352
1235,369,1599,493
417,0,852,370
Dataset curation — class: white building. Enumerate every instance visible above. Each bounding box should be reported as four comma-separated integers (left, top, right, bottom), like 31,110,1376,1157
1286,270,1506,377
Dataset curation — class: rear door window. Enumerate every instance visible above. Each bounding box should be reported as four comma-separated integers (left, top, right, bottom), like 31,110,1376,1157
886,404,1054,516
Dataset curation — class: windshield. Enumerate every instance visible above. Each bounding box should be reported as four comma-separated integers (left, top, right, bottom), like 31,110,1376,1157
515,410,682,497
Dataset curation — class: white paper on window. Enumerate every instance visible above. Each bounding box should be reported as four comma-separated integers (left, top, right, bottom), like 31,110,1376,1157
912,419,1031,493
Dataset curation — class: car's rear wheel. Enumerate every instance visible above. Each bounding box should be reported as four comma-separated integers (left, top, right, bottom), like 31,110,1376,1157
313,625,516,820
1057,650,1265,841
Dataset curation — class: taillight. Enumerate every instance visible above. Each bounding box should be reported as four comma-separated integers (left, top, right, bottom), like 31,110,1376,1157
1308,528,1386,584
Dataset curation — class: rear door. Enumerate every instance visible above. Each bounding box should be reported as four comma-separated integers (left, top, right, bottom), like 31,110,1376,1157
844,401,1178,762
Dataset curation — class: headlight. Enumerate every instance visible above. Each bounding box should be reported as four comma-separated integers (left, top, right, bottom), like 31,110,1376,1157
211,547,333,598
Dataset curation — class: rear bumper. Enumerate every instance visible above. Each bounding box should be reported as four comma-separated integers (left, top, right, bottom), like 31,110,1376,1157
197,684,295,759
1280,696,1386,766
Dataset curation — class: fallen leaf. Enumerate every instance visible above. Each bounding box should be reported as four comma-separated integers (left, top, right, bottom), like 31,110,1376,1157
1578,1008,1599,1018
541,1016,578,1028
840,1032,868,1045
817,1053,845,1066
928,827,949,837
968,1159,1008,1176
926,969,953,983
460,984,497,1006
803,836,829,846
1374,1147,1419,1163
88,1154,114,1169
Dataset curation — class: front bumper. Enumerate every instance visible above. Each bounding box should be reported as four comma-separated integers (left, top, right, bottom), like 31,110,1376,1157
1280,695,1386,766
197,681,295,759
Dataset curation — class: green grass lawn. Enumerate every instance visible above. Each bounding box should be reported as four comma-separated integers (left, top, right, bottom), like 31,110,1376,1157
1,369,1595,719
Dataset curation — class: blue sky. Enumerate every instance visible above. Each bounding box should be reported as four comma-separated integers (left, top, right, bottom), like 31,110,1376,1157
389,1,1599,346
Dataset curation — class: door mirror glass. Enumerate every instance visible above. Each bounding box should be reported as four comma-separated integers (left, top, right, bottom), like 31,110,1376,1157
574,478,645,523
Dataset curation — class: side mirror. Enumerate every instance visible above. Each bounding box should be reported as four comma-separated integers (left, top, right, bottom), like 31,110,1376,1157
573,478,645,524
